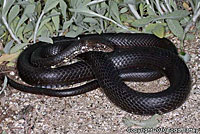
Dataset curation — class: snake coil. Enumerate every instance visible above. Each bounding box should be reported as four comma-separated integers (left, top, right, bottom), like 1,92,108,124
8,33,191,115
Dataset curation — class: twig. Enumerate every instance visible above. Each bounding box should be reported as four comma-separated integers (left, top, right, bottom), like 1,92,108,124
128,4,141,19
181,2,200,50
100,18,105,33
161,2,169,13
193,7,200,22
2,17,21,43
70,8,134,33
184,4,200,35
33,11,45,43
146,0,155,12
86,0,106,6
164,0,172,12
2,0,21,44
155,0,164,15
93,12,131,32
171,0,177,10
194,2,200,14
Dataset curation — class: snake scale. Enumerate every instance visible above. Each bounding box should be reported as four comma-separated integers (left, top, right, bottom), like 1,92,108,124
8,33,191,115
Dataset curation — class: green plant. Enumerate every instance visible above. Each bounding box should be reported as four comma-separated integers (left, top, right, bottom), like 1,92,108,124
0,0,199,64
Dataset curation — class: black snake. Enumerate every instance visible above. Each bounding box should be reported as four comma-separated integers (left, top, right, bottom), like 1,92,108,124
8,33,191,115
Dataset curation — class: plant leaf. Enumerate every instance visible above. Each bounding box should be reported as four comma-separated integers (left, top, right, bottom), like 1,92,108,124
145,23,157,33
43,0,59,13
152,24,165,38
24,23,34,34
38,26,49,37
63,19,73,30
16,26,25,41
166,19,184,39
51,9,60,31
70,0,77,8
169,0,177,10
147,5,156,15
2,0,15,16
161,10,190,20
65,27,83,37
69,7,97,17
42,12,60,20
36,1,42,14
0,27,5,37
132,10,189,27
38,18,51,32
3,40,14,54
120,7,128,13
10,43,29,53
15,4,35,33
83,17,99,24
86,0,106,6
139,3,144,17
38,36,53,44
145,23,166,32
131,15,158,27
8,5,20,24
124,0,142,5
59,0,67,21
44,22,54,35
110,1,120,22
180,16,190,25
70,7,129,31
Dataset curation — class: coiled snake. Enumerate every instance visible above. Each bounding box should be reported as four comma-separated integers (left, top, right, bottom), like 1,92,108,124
8,33,191,115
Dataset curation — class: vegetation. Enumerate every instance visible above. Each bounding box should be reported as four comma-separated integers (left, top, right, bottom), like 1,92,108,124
0,0,199,64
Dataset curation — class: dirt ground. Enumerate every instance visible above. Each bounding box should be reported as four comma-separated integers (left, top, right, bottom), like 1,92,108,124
0,35,199,134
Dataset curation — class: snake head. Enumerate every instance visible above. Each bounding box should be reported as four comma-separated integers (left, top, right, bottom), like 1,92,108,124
81,39,114,53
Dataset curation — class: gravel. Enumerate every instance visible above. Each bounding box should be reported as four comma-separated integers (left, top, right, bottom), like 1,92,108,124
0,36,199,134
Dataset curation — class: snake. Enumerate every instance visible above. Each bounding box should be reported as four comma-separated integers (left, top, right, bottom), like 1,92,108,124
8,33,191,115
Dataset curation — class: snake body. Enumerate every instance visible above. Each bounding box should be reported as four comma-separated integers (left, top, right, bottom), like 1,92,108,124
8,33,191,115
